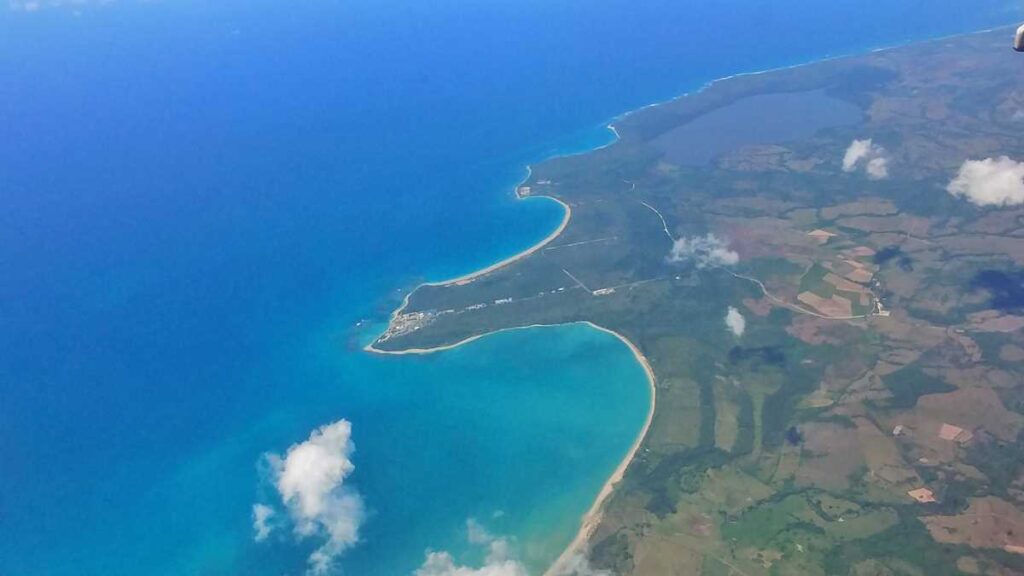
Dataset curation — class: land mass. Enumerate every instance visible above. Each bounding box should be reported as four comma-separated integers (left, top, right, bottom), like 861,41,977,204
371,28,1024,575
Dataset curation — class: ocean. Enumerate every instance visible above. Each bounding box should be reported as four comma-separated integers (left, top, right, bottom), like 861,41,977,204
0,0,1016,574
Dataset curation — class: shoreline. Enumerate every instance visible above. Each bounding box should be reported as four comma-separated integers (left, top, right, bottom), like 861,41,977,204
600,24,1013,136
365,166,577,334
368,320,656,575
544,322,655,576
366,24,1013,349
426,193,572,289
362,23,1014,574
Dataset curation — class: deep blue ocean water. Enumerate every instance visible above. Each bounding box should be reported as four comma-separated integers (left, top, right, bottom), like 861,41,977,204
1,1,1017,574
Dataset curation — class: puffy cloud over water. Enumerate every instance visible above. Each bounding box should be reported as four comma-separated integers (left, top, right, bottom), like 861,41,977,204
842,139,888,179
256,419,365,575
416,546,527,576
252,503,275,542
667,234,738,268
947,156,1024,206
416,520,528,576
416,519,611,576
725,307,746,337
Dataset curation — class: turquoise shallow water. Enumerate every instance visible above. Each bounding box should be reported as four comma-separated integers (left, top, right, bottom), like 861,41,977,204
1,0,1018,574
161,323,651,576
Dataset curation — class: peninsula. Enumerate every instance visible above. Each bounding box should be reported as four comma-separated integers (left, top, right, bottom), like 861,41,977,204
371,28,1024,575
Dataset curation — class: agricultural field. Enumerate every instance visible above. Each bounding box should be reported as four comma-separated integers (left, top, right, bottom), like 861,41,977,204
374,28,1024,575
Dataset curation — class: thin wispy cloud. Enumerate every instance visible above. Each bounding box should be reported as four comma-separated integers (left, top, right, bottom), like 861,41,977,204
9,0,115,11
667,234,738,268
252,503,275,542
416,520,527,576
415,520,611,576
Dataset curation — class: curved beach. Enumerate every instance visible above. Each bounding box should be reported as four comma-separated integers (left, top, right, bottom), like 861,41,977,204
365,193,573,337
368,318,656,575
545,322,656,576
363,166,656,572
361,28,1013,570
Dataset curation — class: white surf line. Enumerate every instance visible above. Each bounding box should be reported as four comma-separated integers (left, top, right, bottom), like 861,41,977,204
562,268,592,293
544,236,618,252
639,200,674,243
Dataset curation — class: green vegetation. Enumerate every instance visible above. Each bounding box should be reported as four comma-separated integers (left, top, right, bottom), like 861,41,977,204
721,492,814,548
878,365,955,409
799,264,835,298
963,432,1024,498
823,512,969,576
370,28,1024,575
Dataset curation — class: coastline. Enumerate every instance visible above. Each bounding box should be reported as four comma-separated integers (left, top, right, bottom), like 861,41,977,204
600,24,1012,137
366,24,1014,352
361,23,1015,574
364,169,577,337
428,193,572,289
544,322,655,576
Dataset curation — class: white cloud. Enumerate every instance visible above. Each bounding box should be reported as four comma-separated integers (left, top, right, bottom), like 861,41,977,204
416,520,527,576
842,139,873,172
725,307,746,337
842,138,889,179
252,503,275,542
551,554,613,576
416,547,527,576
865,157,889,180
466,518,495,546
947,156,1024,207
259,419,365,575
416,520,610,576
667,234,738,268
